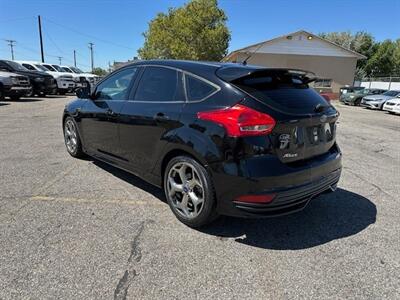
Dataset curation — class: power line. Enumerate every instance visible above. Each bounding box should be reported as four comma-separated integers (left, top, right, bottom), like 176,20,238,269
42,16,136,51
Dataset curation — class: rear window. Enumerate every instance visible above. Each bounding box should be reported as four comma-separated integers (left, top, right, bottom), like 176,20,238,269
185,74,217,101
233,71,329,114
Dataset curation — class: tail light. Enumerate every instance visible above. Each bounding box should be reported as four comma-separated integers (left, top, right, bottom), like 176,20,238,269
197,104,275,137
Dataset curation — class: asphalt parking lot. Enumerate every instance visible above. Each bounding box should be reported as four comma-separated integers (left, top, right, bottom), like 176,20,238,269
0,96,399,299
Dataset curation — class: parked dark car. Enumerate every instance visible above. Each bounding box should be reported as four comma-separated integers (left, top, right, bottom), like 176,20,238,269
63,60,342,227
0,60,57,97
341,88,386,106
339,86,364,100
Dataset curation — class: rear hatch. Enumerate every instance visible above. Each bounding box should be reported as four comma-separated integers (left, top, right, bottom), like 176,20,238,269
217,67,339,163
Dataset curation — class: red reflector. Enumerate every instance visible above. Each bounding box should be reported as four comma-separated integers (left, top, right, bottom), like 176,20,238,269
234,194,276,204
197,104,275,137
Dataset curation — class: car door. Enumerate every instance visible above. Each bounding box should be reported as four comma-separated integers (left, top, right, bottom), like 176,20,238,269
79,67,138,161
118,66,185,173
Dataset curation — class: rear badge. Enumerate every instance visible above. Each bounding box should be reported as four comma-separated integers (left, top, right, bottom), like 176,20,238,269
283,153,298,158
279,134,291,149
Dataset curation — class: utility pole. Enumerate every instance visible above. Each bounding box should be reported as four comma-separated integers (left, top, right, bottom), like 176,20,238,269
57,56,62,65
38,15,45,63
73,50,76,67
88,42,94,72
5,40,16,60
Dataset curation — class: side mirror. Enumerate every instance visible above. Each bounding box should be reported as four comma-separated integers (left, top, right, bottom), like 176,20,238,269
76,85,92,99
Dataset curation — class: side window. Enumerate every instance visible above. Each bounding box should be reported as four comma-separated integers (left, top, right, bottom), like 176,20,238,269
134,66,182,102
22,64,35,71
95,68,137,101
0,61,10,71
185,74,218,102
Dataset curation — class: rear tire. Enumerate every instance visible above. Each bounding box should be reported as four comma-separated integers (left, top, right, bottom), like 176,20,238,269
164,156,219,228
63,116,84,158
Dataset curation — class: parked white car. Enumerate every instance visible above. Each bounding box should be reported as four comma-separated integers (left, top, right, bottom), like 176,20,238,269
383,96,400,114
60,65,100,89
18,61,75,95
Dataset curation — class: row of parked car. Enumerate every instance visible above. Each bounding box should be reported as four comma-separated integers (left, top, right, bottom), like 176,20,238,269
339,86,400,115
0,59,100,100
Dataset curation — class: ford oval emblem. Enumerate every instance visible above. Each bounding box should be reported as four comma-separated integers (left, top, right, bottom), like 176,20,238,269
320,114,327,123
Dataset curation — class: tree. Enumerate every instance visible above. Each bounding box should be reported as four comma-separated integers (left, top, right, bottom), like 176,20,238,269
319,31,378,78
138,0,231,61
92,67,107,76
365,40,397,77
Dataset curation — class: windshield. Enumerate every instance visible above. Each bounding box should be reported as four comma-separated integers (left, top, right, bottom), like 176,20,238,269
51,65,64,72
355,89,367,94
61,67,72,73
383,91,400,97
6,61,29,71
43,64,56,71
35,64,48,71
70,66,83,73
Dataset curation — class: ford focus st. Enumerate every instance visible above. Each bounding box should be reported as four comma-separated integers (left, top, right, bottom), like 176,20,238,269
63,60,342,228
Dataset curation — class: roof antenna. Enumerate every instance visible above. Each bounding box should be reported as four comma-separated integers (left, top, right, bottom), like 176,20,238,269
242,42,264,66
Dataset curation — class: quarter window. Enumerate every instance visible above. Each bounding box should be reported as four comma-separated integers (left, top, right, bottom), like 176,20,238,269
134,66,182,102
185,74,217,101
95,67,137,100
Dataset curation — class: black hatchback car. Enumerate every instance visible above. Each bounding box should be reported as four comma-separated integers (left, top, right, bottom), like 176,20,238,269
63,60,342,227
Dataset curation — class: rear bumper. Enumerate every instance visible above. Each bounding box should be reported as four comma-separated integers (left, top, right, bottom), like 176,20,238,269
233,168,340,217
210,144,342,218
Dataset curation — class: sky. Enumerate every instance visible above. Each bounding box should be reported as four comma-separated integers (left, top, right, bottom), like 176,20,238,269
0,0,399,71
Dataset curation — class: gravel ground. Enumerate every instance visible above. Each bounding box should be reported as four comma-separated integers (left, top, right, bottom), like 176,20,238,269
0,96,399,299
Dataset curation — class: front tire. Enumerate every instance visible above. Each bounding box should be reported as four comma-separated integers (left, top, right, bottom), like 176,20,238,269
63,116,84,158
0,85,4,101
164,156,218,228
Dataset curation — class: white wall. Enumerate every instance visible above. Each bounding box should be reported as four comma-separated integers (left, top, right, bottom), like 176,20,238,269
360,81,400,90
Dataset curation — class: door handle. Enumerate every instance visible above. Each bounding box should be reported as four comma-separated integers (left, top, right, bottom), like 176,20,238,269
154,112,169,121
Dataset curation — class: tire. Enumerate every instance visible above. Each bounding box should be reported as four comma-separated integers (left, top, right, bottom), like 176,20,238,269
25,89,34,97
354,98,362,106
10,95,20,101
0,85,4,101
164,155,219,228
63,116,84,158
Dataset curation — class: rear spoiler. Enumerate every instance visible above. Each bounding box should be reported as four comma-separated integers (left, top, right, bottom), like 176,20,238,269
216,66,318,84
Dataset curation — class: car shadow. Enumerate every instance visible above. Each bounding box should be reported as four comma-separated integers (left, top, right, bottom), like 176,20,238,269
0,102,10,106
199,188,376,250
88,159,376,250
91,159,165,202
